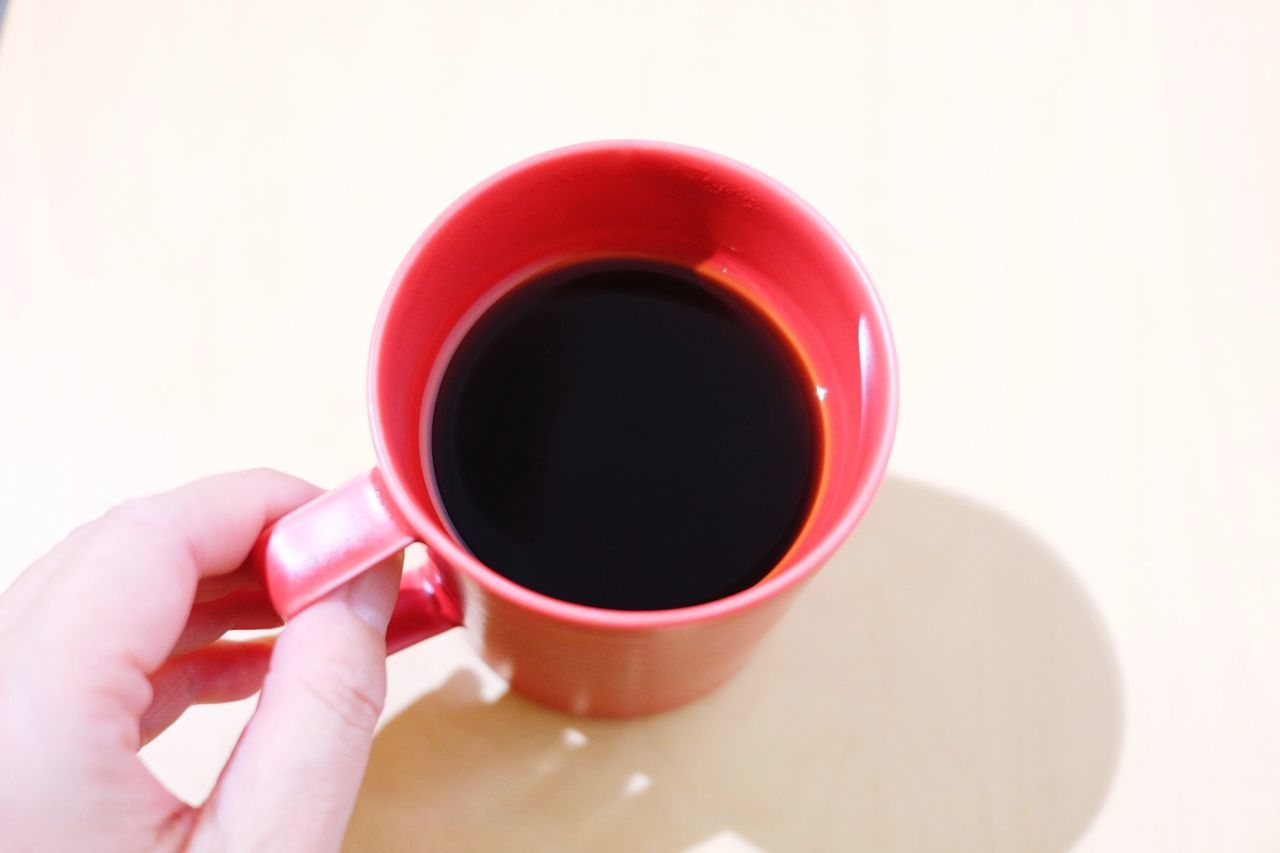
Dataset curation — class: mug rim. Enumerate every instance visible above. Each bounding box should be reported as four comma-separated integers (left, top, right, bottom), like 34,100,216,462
368,139,898,631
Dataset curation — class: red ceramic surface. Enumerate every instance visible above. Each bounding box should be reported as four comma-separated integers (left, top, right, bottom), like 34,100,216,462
255,140,898,716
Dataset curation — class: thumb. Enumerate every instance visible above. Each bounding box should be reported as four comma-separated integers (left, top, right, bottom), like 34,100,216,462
196,557,401,852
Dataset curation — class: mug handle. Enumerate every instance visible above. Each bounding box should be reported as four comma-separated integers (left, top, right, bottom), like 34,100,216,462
251,469,461,653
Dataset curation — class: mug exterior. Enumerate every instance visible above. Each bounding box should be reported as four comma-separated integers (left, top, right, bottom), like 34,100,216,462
262,141,898,716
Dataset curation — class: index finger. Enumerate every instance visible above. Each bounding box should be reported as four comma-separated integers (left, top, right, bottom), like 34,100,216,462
23,469,320,726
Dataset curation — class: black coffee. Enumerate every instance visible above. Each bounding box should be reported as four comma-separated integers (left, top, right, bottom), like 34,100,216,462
429,260,818,610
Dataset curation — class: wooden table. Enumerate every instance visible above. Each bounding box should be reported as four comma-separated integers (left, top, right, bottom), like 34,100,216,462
2,0,1277,849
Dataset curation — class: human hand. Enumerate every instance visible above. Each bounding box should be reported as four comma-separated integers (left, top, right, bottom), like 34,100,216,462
0,469,401,852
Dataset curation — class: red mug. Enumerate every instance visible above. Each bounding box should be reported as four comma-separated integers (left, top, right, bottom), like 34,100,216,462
255,141,898,716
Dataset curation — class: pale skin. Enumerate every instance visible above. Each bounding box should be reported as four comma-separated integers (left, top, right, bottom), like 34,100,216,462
0,469,399,852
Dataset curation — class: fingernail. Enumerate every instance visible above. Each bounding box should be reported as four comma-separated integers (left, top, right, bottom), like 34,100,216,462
342,561,400,633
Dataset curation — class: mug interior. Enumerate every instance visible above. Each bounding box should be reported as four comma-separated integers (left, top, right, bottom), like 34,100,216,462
371,141,896,619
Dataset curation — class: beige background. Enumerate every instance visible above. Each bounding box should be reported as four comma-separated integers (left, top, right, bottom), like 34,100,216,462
2,0,1277,850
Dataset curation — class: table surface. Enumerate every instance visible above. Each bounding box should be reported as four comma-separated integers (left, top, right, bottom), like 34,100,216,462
2,1,1278,850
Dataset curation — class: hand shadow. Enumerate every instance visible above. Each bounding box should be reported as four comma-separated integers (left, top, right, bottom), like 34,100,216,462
345,477,1123,852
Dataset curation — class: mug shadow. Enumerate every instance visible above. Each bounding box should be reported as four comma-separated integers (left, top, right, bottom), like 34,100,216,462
345,477,1123,852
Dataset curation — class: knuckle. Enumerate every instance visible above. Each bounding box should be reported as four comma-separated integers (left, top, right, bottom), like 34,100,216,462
293,659,385,734
103,496,173,533
100,497,186,554
241,466,310,492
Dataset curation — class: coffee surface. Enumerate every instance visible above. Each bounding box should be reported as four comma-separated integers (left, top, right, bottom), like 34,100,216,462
429,260,818,610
